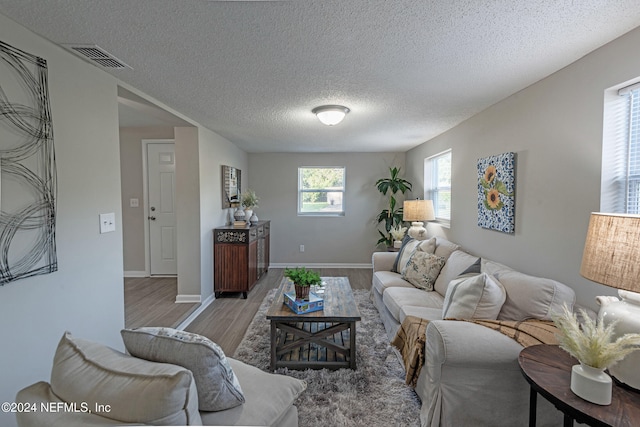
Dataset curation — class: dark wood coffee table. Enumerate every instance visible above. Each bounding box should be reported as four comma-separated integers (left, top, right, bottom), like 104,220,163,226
518,344,640,427
266,276,361,371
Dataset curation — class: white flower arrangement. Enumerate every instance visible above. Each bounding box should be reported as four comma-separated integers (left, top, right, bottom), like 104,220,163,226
389,225,407,241
552,303,640,369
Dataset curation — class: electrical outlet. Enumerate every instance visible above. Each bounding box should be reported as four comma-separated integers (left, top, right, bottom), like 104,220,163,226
99,213,116,234
299,245,305,252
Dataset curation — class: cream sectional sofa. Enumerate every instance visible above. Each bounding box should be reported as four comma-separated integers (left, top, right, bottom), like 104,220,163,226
15,331,306,426
372,236,576,427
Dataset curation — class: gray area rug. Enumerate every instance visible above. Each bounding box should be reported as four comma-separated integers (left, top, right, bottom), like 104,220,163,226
233,288,421,426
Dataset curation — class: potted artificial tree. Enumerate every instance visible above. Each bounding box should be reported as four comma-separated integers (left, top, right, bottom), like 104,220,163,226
376,167,412,248
284,267,321,300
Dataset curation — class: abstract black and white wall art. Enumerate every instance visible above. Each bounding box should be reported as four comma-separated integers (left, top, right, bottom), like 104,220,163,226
477,152,516,234
0,40,57,285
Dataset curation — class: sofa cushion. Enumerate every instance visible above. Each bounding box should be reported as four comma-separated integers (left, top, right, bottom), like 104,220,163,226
392,236,436,273
372,270,414,295
201,358,306,426
383,287,445,322
401,249,445,291
442,273,506,320
434,250,480,296
121,327,244,412
433,237,460,261
481,258,513,276
400,306,444,323
495,270,576,321
50,332,202,425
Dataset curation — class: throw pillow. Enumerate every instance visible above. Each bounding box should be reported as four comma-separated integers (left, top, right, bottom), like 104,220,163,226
442,272,506,320
391,235,416,273
392,236,437,273
401,249,445,291
51,332,202,425
121,327,245,412
460,257,481,275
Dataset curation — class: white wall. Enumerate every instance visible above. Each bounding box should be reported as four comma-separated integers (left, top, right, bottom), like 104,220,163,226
406,26,640,311
248,152,406,265
173,126,248,302
175,126,202,300
198,127,248,299
0,14,124,427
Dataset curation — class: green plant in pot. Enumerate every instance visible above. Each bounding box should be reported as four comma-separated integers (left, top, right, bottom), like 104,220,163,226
284,267,321,301
376,166,412,247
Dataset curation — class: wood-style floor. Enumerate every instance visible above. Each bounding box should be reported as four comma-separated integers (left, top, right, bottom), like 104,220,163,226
124,276,199,329
124,268,372,356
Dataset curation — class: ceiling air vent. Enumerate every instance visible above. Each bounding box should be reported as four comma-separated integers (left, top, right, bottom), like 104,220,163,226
62,44,132,70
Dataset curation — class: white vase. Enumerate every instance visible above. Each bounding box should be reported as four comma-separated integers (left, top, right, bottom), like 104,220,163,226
596,290,640,390
570,363,612,405
244,208,253,221
250,212,259,224
393,240,403,248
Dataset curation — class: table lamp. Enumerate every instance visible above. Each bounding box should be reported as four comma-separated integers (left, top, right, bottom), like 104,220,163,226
403,199,435,240
580,212,640,390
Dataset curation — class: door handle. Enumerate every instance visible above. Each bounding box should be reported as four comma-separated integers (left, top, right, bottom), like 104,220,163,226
148,216,156,221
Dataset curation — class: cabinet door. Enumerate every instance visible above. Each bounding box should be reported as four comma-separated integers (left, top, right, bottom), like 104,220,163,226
264,233,270,274
248,240,258,289
214,244,248,292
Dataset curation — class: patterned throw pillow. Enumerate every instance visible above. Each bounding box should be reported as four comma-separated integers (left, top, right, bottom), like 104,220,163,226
392,236,437,273
121,327,245,411
442,272,506,320
401,249,446,291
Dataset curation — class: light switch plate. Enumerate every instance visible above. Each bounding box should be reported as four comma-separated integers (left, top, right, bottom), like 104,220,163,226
130,198,139,208
99,213,116,234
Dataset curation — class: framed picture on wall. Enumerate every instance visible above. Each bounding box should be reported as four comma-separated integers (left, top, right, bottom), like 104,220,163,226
477,152,516,233
222,165,241,208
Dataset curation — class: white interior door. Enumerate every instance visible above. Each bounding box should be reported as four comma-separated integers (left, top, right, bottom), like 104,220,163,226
147,142,177,275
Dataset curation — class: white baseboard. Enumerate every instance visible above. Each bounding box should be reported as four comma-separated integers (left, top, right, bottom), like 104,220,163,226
124,270,147,278
175,294,201,304
175,294,215,331
269,263,372,269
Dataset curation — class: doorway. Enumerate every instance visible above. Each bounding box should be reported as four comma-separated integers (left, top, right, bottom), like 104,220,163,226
143,140,177,276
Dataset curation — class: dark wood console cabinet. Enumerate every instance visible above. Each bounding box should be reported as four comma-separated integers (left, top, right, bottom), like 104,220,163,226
214,220,270,299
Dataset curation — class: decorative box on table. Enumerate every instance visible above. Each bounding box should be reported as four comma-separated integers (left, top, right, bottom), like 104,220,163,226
283,291,324,314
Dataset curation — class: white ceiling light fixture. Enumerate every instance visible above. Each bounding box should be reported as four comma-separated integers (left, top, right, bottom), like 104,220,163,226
312,105,350,126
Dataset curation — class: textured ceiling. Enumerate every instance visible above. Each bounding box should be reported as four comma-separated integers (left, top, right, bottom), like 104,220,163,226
1,1,639,153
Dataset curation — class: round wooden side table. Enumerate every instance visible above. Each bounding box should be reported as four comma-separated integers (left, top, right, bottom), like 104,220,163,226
518,344,640,427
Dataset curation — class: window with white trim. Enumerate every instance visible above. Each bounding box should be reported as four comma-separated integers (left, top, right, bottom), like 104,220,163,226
602,83,640,214
298,167,345,216
424,150,451,223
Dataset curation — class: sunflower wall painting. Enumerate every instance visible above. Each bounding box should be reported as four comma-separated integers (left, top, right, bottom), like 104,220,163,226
477,152,516,233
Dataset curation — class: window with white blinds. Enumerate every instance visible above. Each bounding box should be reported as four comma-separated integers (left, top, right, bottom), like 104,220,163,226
424,150,452,223
601,83,640,214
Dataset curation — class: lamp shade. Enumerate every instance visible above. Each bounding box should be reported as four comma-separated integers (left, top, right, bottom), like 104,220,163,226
580,213,640,292
403,200,435,222
312,105,350,126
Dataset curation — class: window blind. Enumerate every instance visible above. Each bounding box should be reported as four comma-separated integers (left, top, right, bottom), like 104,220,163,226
602,85,640,214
